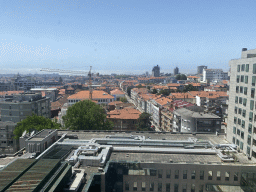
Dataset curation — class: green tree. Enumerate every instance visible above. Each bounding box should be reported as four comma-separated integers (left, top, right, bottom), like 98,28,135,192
127,87,132,97
136,112,152,131
152,88,158,94
63,100,113,130
136,84,144,88
183,84,198,92
180,74,187,80
14,114,61,139
120,97,128,103
176,74,187,80
159,89,173,96
175,74,181,80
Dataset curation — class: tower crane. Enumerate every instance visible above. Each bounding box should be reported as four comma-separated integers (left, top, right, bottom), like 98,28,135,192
40,66,93,100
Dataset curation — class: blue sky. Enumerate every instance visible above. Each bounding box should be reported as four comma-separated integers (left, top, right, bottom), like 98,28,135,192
1,0,256,74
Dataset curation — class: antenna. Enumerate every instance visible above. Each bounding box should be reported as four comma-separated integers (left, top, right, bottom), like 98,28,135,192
22,130,27,137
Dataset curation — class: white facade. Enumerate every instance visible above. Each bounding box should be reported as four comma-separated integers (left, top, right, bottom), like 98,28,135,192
203,69,228,83
227,48,256,158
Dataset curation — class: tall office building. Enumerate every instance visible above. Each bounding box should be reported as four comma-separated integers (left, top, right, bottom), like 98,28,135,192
227,48,256,158
197,65,207,74
152,65,160,77
174,67,179,75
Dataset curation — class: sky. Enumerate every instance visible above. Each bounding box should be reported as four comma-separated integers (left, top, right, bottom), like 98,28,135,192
1,0,256,75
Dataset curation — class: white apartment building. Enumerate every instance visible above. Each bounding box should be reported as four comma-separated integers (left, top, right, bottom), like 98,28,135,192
227,48,256,158
203,68,228,83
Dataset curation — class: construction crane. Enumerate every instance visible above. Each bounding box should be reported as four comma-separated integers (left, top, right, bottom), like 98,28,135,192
40,66,93,100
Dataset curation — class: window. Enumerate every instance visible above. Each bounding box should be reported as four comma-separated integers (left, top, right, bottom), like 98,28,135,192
240,86,243,93
244,87,247,95
241,64,245,71
158,169,163,178
225,172,230,181
234,107,238,114
208,171,212,180
237,129,240,136
199,185,204,192
236,86,239,93
240,141,244,150
150,182,154,191
233,127,236,134
200,170,204,180
246,64,249,72
174,184,179,192
150,169,157,176
166,183,170,192
241,131,244,139
252,76,256,86
237,65,240,72
247,146,251,156
183,170,187,179
239,97,242,104
217,171,221,180
248,135,251,145
234,117,237,124
241,75,244,82
236,139,240,146
245,76,248,83
250,100,254,110
182,184,187,192
249,112,253,122
158,183,162,192
234,172,239,181
243,98,247,106
237,75,240,83
191,184,195,192
133,182,137,191
242,110,246,118
238,118,241,125
175,170,179,179
238,108,242,115
253,64,256,74
235,96,238,103
142,182,146,191
166,170,171,178
191,170,196,179
133,182,138,191
125,182,129,191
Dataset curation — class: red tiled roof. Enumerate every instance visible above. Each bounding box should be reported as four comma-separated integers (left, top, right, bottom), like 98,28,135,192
110,89,125,95
107,108,141,120
68,90,114,100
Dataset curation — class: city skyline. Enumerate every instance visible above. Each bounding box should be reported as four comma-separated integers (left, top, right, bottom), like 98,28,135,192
1,0,256,74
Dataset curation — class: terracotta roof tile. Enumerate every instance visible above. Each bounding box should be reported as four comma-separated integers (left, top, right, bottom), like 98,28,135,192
68,90,114,100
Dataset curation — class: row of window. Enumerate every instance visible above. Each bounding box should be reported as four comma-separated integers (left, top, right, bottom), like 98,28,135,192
234,116,254,130
233,127,245,140
148,169,237,182
233,137,252,155
235,87,256,98
236,75,256,86
237,64,250,72
125,182,203,192
234,96,247,106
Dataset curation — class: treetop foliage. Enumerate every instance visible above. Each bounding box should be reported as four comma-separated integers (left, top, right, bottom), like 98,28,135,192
63,100,113,130
14,114,60,139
